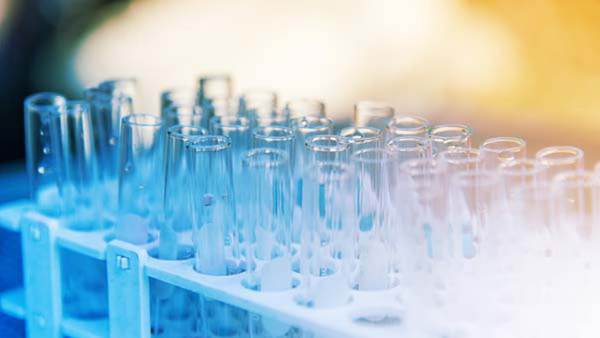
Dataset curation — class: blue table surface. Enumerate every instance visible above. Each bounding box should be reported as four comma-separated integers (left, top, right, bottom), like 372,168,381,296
0,161,29,337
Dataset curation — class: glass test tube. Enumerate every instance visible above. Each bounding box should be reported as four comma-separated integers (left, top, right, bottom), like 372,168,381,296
251,126,294,155
51,101,99,228
304,135,350,165
240,89,278,119
99,78,137,111
480,137,526,171
161,125,208,260
84,87,133,221
24,92,67,216
198,74,233,123
164,103,204,128
386,136,429,162
536,146,584,182
187,135,240,275
254,114,289,127
116,114,165,244
353,100,394,130
284,98,326,118
298,162,355,308
352,148,399,290
385,114,429,139
160,87,198,119
242,148,293,291
339,126,383,153
429,124,472,155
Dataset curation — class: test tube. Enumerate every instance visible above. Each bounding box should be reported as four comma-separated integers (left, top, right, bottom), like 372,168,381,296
187,135,240,275
284,98,326,118
297,162,355,308
160,87,198,119
84,87,133,221
161,125,208,260
352,148,399,290
116,114,165,244
24,92,67,216
553,170,599,245
99,78,137,111
439,148,481,176
251,126,294,155
353,100,394,130
50,101,99,228
239,89,278,119
429,124,472,155
304,135,350,165
339,126,383,152
536,146,584,182
385,114,429,139
480,137,526,171
386,136,429,162
254,114,290,127
198,74,233,123
164,103,205,128
242,148,293,291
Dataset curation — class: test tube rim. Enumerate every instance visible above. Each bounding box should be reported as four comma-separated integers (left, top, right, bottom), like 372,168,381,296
535,146,584,166
480,136,526,153
252,126,294,142
305,135,349,153
353,100,395,117
290,116,333,133
186,135,231,152
499,158,544,177
439,148,481,165
122,113,163,127
385,114,430,135
386,136,429,153
167,125,208,140
242,147,289,168
25,92,67,111
339,126,383,144
284,98,326,117
429,123,472,141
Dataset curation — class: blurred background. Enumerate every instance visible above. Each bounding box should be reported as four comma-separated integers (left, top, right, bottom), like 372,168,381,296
2,0,600,162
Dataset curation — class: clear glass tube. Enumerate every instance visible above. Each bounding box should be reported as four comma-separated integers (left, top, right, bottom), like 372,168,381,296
253,114,290,127
251,126,294,156
51,100,99,228
439,148,481,176
429,124,472,155
284,98,326,118
385,114,429,138
304,135,350,165
161,125,208,260
386,136,429,163
240,89,278,119
99,78,137,111
160,87,198,118
297,162,355,308
241,148,293,291
24,92,67,216
352,148,399,290
117,114,165,244
187,135,240,275
536,146,584,182
84,87,133,221
480,137,526,171
553,170,599,245
210,97,241,117
353,100,394,130
339,126,383,153
164,103,205,128
198,74,233,125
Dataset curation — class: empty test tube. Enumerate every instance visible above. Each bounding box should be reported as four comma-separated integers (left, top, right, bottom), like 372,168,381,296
429,124,472,155
253,114,289,127
117,114,165,244
242,148,293,291
161,125,208,260
187,135,240,275
480,137,526,171
385,114,430,138
304,135,350,165
251,126,294,155
339,126,383,152
24,92,67,216
99,78,137,111
353,100,394,130
284,98,326,118
50,101,99,228
298,162,355,308
536,146,584,182
164,103,205,128
239,89,278,119
386,136,429,162
160,87,199,118
439,148,481,176
198,74,233,121
352,148,399,290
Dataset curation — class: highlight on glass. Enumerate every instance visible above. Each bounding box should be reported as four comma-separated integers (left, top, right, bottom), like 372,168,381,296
429,124,472,154
479,136,526,170
339,126,383,152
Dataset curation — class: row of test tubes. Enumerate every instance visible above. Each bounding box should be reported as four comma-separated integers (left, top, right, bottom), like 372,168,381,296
23,75,600,336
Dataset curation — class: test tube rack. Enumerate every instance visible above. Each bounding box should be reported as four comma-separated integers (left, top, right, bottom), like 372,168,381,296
0,200,409,338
